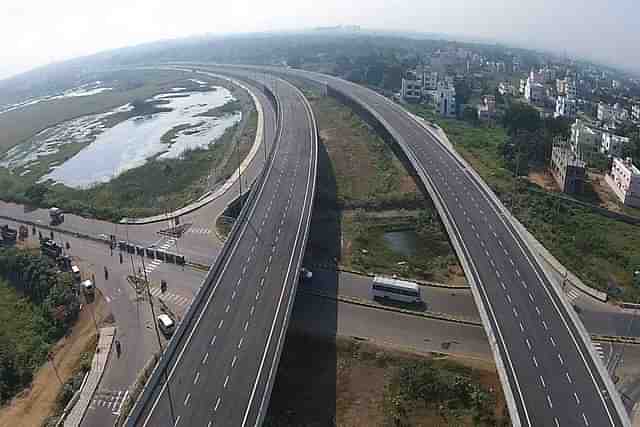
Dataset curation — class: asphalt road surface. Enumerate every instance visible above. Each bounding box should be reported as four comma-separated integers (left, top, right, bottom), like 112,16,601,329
183,64,629,426
128,71,317,427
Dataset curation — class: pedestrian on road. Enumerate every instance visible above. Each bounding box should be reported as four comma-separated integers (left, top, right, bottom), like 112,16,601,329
104,266,109,281
115,340,121,358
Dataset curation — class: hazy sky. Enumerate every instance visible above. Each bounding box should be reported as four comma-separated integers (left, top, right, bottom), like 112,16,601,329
1,0,639,79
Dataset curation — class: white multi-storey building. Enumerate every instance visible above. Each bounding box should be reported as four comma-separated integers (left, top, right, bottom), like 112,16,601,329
601,132,629,157
597,102,629,122
606,157,640,208
555,96,577,118
632,104,640,122
525,79,545,105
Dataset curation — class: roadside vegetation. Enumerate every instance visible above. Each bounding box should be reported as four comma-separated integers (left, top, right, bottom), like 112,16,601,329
265,334,508,426
0,248,80,404
300,91,463,283
410,103,640,300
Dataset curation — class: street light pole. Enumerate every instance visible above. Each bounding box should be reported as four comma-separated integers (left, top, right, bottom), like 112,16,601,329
139,254,178,424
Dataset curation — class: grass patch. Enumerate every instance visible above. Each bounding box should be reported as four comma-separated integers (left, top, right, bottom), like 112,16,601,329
196,99,241,118
409,105,640,300
312,95,419,207
341,209,464,283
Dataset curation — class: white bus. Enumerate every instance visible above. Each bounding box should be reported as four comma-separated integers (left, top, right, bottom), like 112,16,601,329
372,276,422,304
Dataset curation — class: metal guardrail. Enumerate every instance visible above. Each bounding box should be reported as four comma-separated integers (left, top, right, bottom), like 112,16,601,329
123,78,282,426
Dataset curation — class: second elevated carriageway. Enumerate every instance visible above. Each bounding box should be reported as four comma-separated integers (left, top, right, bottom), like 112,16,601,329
126,70,317,426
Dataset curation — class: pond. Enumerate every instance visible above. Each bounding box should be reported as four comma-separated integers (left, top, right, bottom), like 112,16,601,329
41,88,241,188
383,229,419,257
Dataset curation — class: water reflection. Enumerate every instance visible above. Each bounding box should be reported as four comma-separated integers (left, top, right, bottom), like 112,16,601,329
43,89,240,188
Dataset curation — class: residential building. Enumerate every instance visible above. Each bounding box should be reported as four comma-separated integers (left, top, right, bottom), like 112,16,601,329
519,79,527,95
556,78,567,95
539,66,557,83
601,132,629,157
606,157,640,207
498,82,516,96
597,102,629,122
477,95,497,121
401,73,422,102
434,81,456,117
423,71,438,90
555,96,577,118
571,119,601,162
550,141,586,194
632,104,640,122
525,78,545,105
566,79,577,98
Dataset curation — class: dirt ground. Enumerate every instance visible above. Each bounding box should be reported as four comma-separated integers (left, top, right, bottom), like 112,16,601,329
527,168,559,192
588,172,625,211
266,334,505,427
0,292,110,427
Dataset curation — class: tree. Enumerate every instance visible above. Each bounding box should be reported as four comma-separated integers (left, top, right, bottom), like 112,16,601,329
24,184,48,206
502,103,542,135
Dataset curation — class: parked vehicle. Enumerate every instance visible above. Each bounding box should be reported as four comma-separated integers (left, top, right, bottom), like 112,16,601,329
49,207,64,225
157,314,175,336
0,225,17,243
71,265,82,282
40,238,62,258
81,279,95,296
371,276,422,304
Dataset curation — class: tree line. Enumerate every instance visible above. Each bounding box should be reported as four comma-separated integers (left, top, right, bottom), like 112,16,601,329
0,248,79,403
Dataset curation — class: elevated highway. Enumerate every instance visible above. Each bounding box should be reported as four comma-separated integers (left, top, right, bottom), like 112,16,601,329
125,70,317,426
182,63,630,426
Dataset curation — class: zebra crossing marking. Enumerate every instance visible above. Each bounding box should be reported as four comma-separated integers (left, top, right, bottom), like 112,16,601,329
144,259,162,274
149,286,192,307
187,227,212,235
89,389,127,414
566,288,580,302
593,342,606,361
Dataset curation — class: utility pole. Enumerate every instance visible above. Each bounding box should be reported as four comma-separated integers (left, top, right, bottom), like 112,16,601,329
139,254,178,424
48,352,64,387
237,133,243,205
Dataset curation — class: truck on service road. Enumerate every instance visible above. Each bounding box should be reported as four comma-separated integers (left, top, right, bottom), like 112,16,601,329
49,207,64,225
371,276,422,305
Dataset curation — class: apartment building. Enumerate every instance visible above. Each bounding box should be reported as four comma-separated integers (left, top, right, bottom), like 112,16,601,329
477,95,497,121
571,119,602,162
597,102,629,122
601,132,629,157
435,81,457,117
606,157,640,207
555,96,577,118
550,141,586,194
